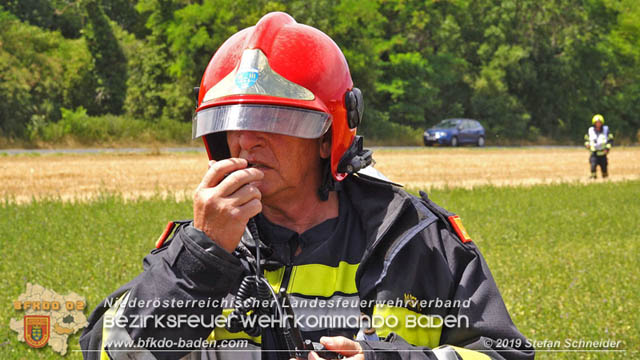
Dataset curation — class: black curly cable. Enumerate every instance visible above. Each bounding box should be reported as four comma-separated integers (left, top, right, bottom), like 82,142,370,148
226,218,273,337
248,218,262,277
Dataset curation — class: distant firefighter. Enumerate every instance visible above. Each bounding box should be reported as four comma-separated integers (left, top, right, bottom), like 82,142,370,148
584,114,614,179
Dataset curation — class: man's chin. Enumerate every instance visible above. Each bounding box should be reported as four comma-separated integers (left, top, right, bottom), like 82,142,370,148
255,183,273,201
258,185,290,207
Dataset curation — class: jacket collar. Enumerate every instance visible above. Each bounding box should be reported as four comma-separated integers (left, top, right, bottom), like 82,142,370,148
341,174,438,302
342,174,436,254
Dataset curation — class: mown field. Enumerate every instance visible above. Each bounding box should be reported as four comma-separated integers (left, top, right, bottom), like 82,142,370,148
1,147,639,203
1,148,639,359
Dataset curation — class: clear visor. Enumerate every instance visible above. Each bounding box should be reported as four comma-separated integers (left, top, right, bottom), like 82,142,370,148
192,104,332,139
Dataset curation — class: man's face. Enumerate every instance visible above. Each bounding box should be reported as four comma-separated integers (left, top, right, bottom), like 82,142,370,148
226,130,330,203
595,120,603,131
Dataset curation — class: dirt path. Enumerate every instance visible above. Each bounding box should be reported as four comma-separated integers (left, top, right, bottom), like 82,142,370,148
1,147,638,202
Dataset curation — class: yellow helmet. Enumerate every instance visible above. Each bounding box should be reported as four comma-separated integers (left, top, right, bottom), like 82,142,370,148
592,114,604,125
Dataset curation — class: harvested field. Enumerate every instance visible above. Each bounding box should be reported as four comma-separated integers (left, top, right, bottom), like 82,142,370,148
1,147,639,202
0,152,204,203
373,147,640,189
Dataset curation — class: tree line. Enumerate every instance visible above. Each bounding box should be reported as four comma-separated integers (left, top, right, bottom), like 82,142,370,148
1,0,639,145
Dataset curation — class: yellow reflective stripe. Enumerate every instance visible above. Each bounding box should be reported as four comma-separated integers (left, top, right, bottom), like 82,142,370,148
288,262,359,297
373,305,441,348
448,345,491,360
207,308,261,344
100,292,128,360
264,267,285,292
206,262,358,344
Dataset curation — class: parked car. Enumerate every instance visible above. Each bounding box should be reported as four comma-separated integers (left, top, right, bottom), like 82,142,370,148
423,118,486,147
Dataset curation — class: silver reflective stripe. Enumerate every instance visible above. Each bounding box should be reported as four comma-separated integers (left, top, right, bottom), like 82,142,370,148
203,49,314,103
181,343,261,360
192,104,331,139
432,345,460,360
103,292,156,360
588,126,609,151
357,166,403,187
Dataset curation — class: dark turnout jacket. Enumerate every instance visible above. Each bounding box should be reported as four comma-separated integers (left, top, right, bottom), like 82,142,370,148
80,173,535,360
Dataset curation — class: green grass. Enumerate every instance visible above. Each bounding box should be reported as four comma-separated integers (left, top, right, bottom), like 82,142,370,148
1,181,639,359
420,181,640,359
0,194,193,358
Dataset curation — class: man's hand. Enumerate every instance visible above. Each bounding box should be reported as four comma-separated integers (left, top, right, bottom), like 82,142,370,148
604,148,610,155
308,336,364,360
193,158,264,252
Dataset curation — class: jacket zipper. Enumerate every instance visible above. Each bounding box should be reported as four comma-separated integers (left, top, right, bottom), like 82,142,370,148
278,264,293,293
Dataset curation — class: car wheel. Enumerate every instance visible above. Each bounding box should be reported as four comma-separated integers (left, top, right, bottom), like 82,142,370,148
423,138,432,146
450,136,458,147
477,136,485,147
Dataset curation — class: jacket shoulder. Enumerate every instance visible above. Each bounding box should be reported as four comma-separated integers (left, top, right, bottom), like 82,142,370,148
154,220,192,249
417,190,474,246
344,172,475,250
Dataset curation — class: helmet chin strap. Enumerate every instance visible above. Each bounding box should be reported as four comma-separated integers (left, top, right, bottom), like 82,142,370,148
317,158,335,201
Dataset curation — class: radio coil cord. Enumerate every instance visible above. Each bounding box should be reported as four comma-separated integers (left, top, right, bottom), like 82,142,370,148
225,218,340,359
226,218,282,337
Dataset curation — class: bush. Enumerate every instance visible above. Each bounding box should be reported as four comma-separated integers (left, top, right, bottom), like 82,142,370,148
359,110,423,146
0,10,95,140
152,118,193,143
28,107,192,146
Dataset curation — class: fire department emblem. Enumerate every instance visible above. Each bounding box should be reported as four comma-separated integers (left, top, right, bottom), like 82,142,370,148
235,68,259,89
24,315,50,348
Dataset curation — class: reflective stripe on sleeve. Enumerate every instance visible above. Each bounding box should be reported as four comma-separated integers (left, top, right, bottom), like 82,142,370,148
433,345,491,360
372,305,442,348
100,292,156,359
100,292,129,360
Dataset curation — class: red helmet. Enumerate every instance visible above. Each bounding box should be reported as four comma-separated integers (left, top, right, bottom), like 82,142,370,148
192,12,364,181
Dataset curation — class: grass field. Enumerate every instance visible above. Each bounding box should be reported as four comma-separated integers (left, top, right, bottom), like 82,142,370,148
1,149,639,359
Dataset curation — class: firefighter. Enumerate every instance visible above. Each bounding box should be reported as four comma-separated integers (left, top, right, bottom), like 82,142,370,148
81,12,534,360
584,114,614,179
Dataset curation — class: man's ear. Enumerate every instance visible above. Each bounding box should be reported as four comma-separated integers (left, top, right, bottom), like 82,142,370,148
319,130,332,159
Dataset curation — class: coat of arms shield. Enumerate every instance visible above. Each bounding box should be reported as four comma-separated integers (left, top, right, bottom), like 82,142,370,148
24,315,50,348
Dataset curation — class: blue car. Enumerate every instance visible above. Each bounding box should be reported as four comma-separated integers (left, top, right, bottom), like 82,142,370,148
423,118,486,147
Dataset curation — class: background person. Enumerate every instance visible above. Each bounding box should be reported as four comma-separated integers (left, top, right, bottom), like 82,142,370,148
81,12,534,360
584,114,614,179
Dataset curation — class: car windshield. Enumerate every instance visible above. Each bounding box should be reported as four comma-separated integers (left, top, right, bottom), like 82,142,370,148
433,119,460,128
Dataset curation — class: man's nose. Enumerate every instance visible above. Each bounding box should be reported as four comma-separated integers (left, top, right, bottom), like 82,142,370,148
235,130,264,151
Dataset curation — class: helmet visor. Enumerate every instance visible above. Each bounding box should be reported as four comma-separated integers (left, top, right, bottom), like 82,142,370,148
193,104,331,139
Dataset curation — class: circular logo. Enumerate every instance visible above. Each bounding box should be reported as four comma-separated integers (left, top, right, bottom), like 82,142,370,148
235,69,259,89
